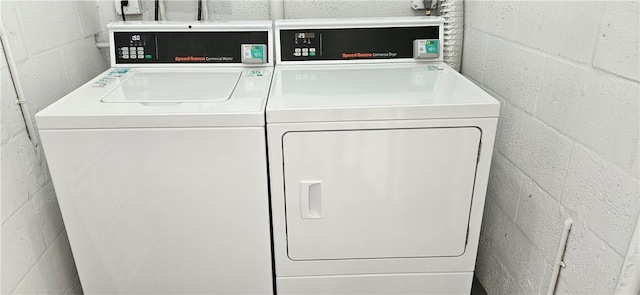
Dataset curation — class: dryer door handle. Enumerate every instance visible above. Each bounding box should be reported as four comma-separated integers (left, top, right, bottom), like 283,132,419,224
300,181,322,219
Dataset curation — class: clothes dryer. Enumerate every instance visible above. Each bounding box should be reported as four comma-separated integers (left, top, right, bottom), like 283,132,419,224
267,17,500,294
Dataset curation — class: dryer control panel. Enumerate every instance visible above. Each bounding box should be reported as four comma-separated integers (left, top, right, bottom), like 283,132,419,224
277,18,442,63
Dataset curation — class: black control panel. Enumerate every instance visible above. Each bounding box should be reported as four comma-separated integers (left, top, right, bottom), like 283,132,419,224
280,26,439,61
113,31,269,64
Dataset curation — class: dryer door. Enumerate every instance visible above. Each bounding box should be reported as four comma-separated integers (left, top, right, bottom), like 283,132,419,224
282,127,481,261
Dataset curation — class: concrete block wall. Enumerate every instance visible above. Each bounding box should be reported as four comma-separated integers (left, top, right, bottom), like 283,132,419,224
462,1,640,294
1,1,108,293
95,0,420,24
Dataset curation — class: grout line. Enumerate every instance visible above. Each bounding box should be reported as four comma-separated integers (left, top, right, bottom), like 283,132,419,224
0,133,49,226
531,51,549,116
590,2,608,70
556,142,576,205
472,24,640,85
584,222,628,259
9,228,68,294
495,95,636,183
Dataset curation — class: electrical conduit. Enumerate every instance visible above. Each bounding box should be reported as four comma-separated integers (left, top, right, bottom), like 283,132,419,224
547,218,573,295
0,24,42,157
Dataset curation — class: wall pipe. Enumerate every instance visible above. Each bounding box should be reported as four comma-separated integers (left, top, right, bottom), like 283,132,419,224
439,0,464,72
547,218,573,295
615,214,640,294
0,24,42,155
270,0,284,20
159,0,167,20
201,0,209,21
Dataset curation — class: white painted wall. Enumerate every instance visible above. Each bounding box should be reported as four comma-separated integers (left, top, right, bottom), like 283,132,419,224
1,1,108,293
462,1,640,294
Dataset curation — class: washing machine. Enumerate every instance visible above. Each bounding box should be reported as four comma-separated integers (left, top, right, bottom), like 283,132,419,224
266,17,500,294
36,21,274,294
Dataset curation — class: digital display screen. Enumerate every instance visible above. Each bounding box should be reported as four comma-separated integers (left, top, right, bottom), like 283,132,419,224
295,32,316,39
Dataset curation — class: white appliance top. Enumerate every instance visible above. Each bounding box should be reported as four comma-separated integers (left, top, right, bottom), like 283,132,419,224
266,62,499,123
36,67,273,129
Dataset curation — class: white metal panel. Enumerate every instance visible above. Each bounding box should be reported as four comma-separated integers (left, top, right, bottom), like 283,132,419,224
267,118,497,276
283,127,481,260
277,272,473,294
40,127,273,294
266,63,499,123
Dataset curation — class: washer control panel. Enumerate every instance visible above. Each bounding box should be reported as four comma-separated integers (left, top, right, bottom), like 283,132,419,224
279,26,440,62
113,31,269,64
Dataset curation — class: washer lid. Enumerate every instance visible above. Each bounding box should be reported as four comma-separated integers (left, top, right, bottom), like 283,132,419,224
266,62,499,123
36,68,273,129
101,70,240,103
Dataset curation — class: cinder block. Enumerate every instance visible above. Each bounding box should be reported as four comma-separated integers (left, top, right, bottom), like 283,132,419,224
77,1,103,38
483,37,545,114
561,145,640,255
486,151,523,220
475,248,523,295
61,37,109,89
486,198,551,294
1,199,47,294
467,0,519,40
593,1,640,81
155,0,271,21
554,277,579,295
212,1,271,20
284,0,417,19
13,231,78,295
1,133,43,223
516,1,603,64
16,49,71,114
558,222,624,294
476,198,526,295
0,1,28,62
461,28,488,84
537,57,639,170
496,102,573,198
517,177,569,261
30,181,65,247
15,1,83,56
